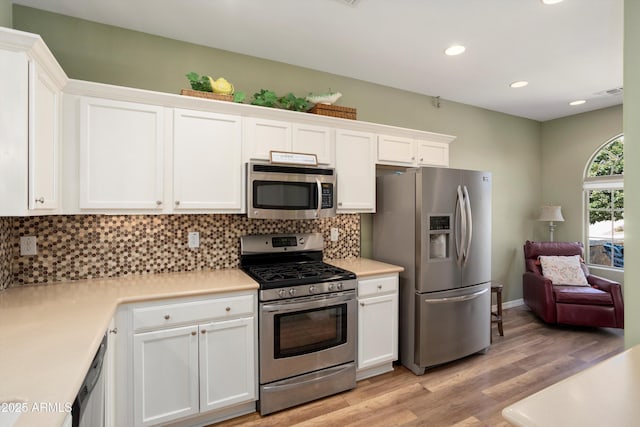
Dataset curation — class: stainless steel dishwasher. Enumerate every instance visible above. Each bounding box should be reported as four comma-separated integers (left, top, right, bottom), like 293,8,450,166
72,333,107,427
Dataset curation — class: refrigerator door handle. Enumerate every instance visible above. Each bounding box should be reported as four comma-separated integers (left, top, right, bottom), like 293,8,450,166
455,185,466,265
463,185,473,266
424,287,489,304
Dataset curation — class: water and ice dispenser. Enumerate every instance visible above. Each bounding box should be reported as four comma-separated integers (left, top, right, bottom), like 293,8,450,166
428,215,451,260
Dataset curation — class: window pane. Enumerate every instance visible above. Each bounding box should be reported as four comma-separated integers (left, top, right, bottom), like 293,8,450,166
613,189,624,210
587,137,624,177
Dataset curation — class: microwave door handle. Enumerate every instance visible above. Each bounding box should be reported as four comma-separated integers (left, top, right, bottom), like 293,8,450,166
316,178,322,218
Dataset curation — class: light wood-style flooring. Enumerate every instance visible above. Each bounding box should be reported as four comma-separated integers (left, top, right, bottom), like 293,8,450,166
214,305,624,426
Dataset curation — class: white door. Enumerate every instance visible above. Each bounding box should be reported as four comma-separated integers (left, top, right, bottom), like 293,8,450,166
133,325,199,427
79,97,164,210
28,61,60,210
173,109,242,211
415,140,449,167
243,117,291,161
199,317,256,412
377,134,415,166
292,124,334,165
335,129,376,213
358,293,398,370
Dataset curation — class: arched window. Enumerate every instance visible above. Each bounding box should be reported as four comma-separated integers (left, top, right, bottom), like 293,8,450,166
583,135,624,268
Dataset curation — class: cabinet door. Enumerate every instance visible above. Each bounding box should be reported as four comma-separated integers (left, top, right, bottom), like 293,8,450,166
357,292,398,370
243,117,291,161
415,140,449,167
199,317,256,412
292,124,334,165
335,129,376,213
80,97,164,210
133,325,199,427
28,61,60,210
377,135,415,166
173,109,242,211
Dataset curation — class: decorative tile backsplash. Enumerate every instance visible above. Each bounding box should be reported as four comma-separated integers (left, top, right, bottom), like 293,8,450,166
0,217,12,291
8,214,360,286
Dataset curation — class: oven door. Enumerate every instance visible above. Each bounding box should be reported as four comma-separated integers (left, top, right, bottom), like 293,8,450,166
247,163,336,219
259,291,356,384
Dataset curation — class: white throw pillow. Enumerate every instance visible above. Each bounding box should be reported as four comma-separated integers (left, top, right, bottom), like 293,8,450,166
539,255,589,286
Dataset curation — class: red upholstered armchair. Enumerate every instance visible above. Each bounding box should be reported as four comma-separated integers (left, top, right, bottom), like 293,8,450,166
523,240,624,328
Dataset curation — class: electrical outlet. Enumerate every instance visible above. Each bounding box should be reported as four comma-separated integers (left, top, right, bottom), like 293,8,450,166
188,231,200,248
20,236,37,256
330,228,339,242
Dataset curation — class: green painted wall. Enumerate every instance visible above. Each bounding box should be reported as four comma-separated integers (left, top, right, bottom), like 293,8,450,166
624,0,640,348
14,5,541,303
540,106,623,284
0,0,11,28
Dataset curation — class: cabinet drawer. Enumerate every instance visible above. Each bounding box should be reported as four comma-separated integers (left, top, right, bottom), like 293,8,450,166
358,274,398,298
132,294,255,331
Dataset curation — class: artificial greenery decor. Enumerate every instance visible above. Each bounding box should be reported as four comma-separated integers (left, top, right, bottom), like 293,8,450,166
186,72,212,92
250,89,309,111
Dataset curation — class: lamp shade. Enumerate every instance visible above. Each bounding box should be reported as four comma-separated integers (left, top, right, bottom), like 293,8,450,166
538,205,564,222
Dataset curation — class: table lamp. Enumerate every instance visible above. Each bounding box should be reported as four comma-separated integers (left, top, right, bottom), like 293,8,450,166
538,205,564,242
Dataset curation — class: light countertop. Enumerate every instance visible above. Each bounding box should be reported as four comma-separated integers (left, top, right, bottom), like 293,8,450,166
0,257,402,427
326,257,404,277
502,344,640,427
0,269,258,427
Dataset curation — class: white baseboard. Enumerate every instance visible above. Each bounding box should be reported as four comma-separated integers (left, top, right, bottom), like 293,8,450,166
492,298,524,312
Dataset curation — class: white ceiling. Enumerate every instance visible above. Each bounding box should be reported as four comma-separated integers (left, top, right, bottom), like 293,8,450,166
14,0,624,121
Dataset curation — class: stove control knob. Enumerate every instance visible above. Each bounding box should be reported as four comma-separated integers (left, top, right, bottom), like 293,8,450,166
278,289,287,298
289,288,297,296
328,283,335,291
309,285,317,294
336,282,343,290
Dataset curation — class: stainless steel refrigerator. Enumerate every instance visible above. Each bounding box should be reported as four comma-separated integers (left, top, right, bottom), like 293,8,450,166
373,166,491,375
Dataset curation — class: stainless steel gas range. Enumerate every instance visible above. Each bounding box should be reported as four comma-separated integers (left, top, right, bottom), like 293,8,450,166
240,233,357,416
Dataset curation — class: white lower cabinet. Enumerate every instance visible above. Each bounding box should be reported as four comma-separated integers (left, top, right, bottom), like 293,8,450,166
115,291,257,427
134,325,200,426
356,273,398,380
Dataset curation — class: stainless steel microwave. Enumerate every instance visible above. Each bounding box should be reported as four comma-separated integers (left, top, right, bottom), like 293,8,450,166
247,162,337,219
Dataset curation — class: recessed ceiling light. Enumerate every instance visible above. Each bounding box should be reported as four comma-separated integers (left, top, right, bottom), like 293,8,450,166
569,100,586,106
444,45,466,56
510,81,529,88
541,0,563,5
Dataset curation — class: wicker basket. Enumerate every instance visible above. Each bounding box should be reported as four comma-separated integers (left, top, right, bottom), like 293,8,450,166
309,104,357,120
180,89,233,102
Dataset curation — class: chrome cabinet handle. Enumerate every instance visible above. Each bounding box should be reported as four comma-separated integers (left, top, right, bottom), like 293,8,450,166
35,197,45,203
109,328,118,334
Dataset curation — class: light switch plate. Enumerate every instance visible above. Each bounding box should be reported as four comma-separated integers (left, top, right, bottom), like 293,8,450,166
20,236,37,256
188,231,200,248
330,228,339,242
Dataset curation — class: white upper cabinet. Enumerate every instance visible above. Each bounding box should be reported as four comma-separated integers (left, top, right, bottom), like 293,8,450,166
79,97,165,210
0,44,64,216
29,61,60,210
377,134,450,167
335,129,376,213
292,123,334,165
243,117,334,165
173,109,243,212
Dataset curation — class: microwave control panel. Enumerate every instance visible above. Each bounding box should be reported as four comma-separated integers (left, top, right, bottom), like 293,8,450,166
321,183,334,208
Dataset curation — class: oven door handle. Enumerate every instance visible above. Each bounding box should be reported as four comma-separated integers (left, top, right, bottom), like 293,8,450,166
261,293,355,313
262,363,354,392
